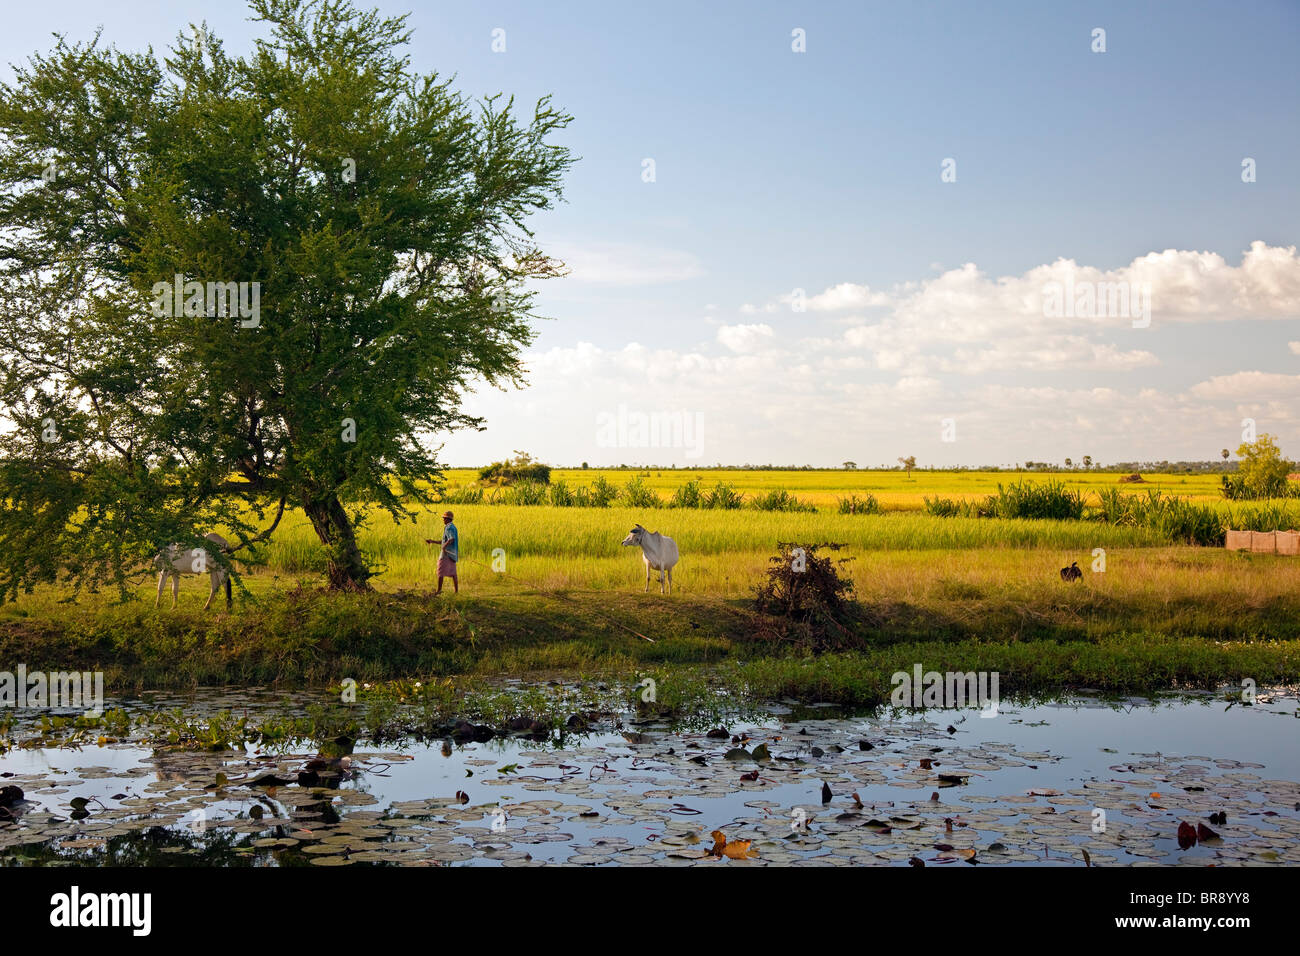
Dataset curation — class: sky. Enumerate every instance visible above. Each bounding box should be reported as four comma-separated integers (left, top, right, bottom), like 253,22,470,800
5,0,1299,467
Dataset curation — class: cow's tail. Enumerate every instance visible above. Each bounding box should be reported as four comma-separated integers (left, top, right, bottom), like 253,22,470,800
225,576,232,609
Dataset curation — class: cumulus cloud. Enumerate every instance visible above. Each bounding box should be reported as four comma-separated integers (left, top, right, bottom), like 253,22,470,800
440,243,1300,465
716,323,776,352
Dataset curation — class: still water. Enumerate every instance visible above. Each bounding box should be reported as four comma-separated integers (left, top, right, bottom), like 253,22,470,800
1,687,1297,866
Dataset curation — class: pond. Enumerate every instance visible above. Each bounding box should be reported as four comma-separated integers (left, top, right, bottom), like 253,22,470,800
2,685,1297,866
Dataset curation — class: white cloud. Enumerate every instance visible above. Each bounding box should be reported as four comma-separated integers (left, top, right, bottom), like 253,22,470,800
716,323,775,352
550,241,704,285
786,282,892,312
440,243,1300,465
1188,371,1300,401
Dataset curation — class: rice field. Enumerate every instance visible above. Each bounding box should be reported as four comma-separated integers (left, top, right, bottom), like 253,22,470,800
4,468,1298,694
435,467,1235,511
261,503,1172,587
7,469,1299,652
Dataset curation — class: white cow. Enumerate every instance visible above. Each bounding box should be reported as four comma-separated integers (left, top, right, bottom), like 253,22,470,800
621,524,679,594
154,532,232,610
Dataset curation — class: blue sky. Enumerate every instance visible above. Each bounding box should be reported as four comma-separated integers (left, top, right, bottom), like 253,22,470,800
6,1,1299,466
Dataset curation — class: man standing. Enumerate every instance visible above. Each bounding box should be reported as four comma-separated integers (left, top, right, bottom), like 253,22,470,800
425,510,459,594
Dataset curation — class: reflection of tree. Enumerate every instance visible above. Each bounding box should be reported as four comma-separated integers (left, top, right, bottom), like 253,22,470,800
4,825,256,867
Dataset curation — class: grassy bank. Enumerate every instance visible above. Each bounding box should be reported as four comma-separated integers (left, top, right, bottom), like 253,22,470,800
3,569,1297,699
4,475,1299,702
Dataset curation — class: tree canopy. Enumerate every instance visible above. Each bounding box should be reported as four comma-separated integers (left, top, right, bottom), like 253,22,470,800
0,0,574,596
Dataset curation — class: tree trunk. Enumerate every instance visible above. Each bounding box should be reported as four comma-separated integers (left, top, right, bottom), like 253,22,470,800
302,494,372,590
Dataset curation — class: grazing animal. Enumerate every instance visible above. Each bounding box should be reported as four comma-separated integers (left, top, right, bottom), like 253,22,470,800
621,524,679,594
153,532,232,610
1059,561,1083,582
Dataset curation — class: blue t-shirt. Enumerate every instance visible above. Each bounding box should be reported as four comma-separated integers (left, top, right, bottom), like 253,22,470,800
441,522,458,561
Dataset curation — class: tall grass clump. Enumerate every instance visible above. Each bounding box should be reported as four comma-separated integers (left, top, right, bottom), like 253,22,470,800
547,481,576,507
703,481,745,510
1093,489,1224,545
1094,487,1138,525
669,478,705,509
573,475,618,508
983,480,1086,520
923,495,973,518
1134,491,1223,545
1232,502,1300,532
439,485,484,506
750,489,816,513
621,476,663,509
504,481,548,506
837,494,882,515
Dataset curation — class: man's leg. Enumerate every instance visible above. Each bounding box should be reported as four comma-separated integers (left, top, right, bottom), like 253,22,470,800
436,574,444,595
451,572,458,594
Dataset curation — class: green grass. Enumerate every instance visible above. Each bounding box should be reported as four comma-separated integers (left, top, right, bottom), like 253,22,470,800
4,469,1300,698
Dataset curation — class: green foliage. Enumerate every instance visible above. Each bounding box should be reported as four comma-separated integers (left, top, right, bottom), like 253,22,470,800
1131,491,1224,546
0,0,574,594
1232,501,1300,532
547,480,576,507
703,481,745,510
573,475,618,508
669,478,705,509
923,495,970,518
749,489,816,512
982,480,1086,521
479,451,552,486
439,485,485,505
502,481,548,506
1221,435,1295,500
837,494,882,515
620,476,663,509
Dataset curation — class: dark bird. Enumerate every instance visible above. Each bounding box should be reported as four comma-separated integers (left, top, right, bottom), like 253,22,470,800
1060,561,1083,582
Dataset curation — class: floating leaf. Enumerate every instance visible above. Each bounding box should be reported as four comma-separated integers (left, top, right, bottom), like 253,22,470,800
934,848,977,863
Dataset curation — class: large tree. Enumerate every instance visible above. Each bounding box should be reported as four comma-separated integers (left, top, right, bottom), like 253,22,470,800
0,0,573,596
